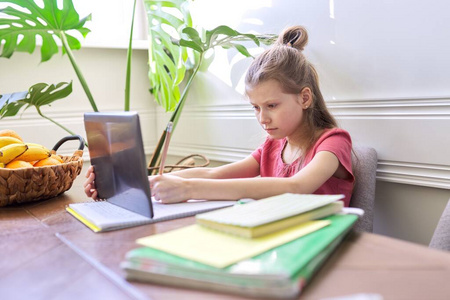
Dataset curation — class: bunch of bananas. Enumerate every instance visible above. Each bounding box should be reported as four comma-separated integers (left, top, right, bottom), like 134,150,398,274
0,130,62,169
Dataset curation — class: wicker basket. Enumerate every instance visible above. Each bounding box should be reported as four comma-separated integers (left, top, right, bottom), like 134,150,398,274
0,135,85,207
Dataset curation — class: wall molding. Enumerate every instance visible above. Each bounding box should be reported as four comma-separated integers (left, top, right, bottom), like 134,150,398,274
168,142,253,163
327,96,450,118
177,95,450,119
377,160,450,190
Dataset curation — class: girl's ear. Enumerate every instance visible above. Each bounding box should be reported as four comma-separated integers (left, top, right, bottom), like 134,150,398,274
299,87,312,109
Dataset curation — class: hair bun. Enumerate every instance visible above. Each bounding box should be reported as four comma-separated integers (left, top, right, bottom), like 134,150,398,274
277,26,308,51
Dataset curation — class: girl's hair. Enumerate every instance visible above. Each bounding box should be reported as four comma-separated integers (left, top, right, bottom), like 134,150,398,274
245,25,337,152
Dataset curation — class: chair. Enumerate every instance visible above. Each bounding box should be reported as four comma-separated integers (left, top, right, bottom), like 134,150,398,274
429,199,450,251
349,146,378,232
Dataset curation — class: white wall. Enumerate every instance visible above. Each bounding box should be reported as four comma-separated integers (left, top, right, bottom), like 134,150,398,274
2,0,450,245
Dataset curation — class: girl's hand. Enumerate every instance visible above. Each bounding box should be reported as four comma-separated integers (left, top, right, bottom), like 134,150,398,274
83,165,101,201
149,174,191,204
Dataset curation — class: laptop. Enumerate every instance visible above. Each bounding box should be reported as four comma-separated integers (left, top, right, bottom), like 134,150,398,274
66,111,234,232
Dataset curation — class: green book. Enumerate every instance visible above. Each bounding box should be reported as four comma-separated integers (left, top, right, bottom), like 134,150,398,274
121,213,359,299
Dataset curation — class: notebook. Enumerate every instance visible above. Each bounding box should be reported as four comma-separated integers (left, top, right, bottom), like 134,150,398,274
122,213,361,299
196,193,344,227
197,200,344,238
136,219,331,268
66,112,234,232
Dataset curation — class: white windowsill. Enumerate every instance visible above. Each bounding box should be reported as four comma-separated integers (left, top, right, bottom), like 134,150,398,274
81,39,149,50
0,39,149,51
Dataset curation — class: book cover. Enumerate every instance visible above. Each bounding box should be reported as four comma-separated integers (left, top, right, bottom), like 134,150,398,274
197,201,344,238
136,220,330,268
195,193,344,228
122,214,359,298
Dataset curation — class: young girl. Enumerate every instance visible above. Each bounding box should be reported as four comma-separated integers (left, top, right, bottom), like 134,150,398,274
84,25,354,206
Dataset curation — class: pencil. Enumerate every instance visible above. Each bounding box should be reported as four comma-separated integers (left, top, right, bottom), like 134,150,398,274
159,121,173,175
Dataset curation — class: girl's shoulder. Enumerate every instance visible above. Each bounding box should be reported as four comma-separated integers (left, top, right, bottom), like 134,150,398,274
311,128,352,154
317,127,351,143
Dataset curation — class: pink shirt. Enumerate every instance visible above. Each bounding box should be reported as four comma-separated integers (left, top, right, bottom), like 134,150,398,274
251,128,354,206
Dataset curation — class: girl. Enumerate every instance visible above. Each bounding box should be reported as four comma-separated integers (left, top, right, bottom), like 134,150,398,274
84,25,354,206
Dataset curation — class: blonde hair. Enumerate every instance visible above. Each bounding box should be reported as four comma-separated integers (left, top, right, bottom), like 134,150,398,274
245,25,337,151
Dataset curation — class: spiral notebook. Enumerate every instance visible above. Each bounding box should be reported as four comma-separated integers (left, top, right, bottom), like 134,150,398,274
66,197,234,232
66,112,234,232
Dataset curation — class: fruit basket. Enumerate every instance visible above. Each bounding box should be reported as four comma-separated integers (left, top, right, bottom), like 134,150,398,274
0,135,84,207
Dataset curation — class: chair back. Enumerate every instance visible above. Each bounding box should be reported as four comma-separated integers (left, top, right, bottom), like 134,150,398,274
429,199,450,251
350,146,378,232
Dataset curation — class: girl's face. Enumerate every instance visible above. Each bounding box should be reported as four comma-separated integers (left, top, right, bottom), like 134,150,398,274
247,80,308,141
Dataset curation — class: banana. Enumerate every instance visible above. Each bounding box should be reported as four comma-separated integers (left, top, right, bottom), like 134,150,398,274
0,136,23,148
26,143,49,149
0,144,28,164
14,143,51,162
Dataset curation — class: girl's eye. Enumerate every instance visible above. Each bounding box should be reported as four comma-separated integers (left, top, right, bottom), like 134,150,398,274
252,105,260,111
268,104,277,109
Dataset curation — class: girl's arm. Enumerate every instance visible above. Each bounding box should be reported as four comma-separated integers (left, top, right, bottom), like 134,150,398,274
151,151,341,203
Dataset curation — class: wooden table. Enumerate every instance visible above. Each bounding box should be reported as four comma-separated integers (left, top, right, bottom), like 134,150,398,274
2,172,450,300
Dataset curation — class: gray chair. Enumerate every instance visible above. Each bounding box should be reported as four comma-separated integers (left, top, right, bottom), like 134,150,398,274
349,146,378,232
429,199,450,251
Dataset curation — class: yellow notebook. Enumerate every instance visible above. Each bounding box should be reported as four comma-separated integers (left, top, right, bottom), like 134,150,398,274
136,220,330,268
196,193,344,238
197,201,343,238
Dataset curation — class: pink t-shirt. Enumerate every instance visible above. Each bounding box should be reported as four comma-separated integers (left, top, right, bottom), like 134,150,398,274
251,128,354,206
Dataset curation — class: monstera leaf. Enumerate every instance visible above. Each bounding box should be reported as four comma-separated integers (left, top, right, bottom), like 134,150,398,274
0,82,72,117
0,0,91,62
144,0,192,112
0,82,78,135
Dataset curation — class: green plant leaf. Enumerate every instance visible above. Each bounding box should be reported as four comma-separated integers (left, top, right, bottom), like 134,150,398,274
231,43,252,57
179,38,204,52
0,91,28,117
0,82,72,118
144,0,192,112
0,0,91,62
205,25,239,47
181,27,204,49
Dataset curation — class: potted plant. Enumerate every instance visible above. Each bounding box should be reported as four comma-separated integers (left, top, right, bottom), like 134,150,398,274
0,0,275,171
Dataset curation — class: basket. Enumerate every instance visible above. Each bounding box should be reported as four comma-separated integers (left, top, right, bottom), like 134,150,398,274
0,135,85,207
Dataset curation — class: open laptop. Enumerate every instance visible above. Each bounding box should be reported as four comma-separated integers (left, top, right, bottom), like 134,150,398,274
66,111,234,232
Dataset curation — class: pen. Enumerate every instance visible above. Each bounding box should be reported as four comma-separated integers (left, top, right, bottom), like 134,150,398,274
159,121,173,175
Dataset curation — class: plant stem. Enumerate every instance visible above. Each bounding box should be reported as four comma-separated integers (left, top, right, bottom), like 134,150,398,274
60,32,99,112
124,0,137,111
148,53,204,174
36,107,89,147
170,52,203,127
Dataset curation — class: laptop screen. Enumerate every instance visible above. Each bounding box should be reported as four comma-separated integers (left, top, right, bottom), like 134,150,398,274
84,112,153,218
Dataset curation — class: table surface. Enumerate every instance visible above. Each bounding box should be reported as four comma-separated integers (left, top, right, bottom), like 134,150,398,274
2,169,450,300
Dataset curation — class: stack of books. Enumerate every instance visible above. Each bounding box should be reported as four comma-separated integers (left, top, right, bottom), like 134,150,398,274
121,193,363,299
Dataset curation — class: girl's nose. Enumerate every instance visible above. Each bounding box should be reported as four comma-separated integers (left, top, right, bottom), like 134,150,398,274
259,110,270,125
